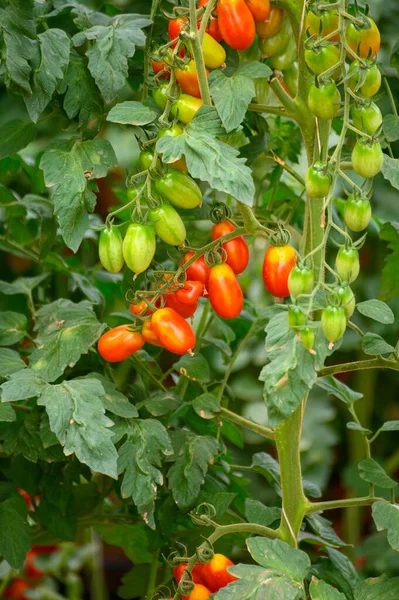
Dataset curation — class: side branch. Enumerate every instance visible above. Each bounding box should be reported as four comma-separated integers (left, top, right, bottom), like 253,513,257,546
219,407,275,440
319,357,399,377
307,496,386,513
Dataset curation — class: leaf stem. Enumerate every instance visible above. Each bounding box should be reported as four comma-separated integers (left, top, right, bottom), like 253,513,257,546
219,406,275,440
318,357,399,376
307,496,384,513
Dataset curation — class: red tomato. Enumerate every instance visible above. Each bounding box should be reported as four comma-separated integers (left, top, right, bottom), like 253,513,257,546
176,281,205,305
98,325,144,362
165,292,198,318
183,252,211,285
198,0,222,41
174,562,205,584
31,545,58,555
130,296,159,316
175,60,208,99
262,244,296,298
245,0,270,22
208,264,243,319
142,321,163,347
201,554,238,592
152,308,196,354
183,584,212,600
4,580,29,600
211,221,249,275
25,550,44,581
168,17,188,49
151,51,172,79
218,0,256,50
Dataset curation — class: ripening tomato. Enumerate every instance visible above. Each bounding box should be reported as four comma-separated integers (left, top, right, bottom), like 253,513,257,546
155,169,202,209
130,296,159,316
182,584,212,600
183,251,211,284
198,0,222,42
174,562,205,584
99,226,124,273
304,45,341,79
306,5,339,39
308,80,341,120
288,306,307,331
4,579,30,600
218,0,256,51
152,308,196,354
176,281,205,305
151,49,172,79
335,246,360,283
168,17,187,47
256,6,285,38
123,223,156,274
351,139,383,179
344,195,372,232
348,60,381,98
211,221,249,275
245,0,270,23
346,17,380,59
262,244,296,298
208,263,244,319
300,326,315,351
269,37,297,70
201,32,227,69
148,203,187,246
305,162,332,198
153,83,169,110
288,265,314,299
175,60,207,99
164,292,198,318
98,326,145,362
351,102,382,135
201,554,238,592
171,94,203,124
322,305,346,343
25,550,44,581
142,321,163,347
335,284,356,318
260,17,290,56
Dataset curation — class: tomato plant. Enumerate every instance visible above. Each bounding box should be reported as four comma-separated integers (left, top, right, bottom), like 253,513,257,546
308,80,341,120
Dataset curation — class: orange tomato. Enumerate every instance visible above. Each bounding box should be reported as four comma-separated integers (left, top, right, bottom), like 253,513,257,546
201,554,238,592
174,562,205,584
208,264,243,319
211,221,249,275
255,6,285,38
164,293,198,318
346,17,380,59
152,308,196,354
245,0,270,23
218,0,256,50
262,244,296,298
182,584,212,600
98,325,144,362
175,60,208,99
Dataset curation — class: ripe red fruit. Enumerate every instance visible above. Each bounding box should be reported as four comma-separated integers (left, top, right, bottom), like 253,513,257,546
4,580,30,600
173,562,204,584
182,583,212,600
183,252,211,285
201,554,238,592
211,221,249,275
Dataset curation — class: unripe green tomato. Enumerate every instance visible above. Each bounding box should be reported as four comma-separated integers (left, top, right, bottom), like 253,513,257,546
322,305,347,343
153,83,168,110
269,37,297,70
348,61,381,98
122,223,156,274
351,139,383,178
308,81,341,120
283,64,299,97
351,102,382,135
148,203,186,246
335,246,360,283
344,195,372,232
288,265,314,299
300,326,315,351
305,162,332,198
335,284,356,319
304,45,341,79
288,306,307,331
154,169,202,209
254,78,270,105
139,150,161,171
260,18,290,56
171,94,202,124
99,227,124,273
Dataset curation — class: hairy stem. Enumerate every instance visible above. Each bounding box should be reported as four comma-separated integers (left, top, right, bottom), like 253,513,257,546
219,406,275,440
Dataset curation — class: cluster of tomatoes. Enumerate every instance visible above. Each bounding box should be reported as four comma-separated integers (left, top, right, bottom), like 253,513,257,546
172,553,237,599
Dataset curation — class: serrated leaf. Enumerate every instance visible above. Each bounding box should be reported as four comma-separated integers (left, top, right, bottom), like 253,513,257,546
0,348,26,376
379,222,399,301
0,120,36,160
0,497,31,569
379,420,399,432
118,419,172,529
372,501,399,552
168,434,218,510
173,353,210,383
79,373,138,418
359,458,397,489
356,299,394,324
107,101,158,126
138,391,182,417
0,403,16,422
249,452,321,498
0,273,49,297
1,369,47,402
310,578,346,599
70,272,104,305
316,375,363,406
245,498,281,526
355,574,399,599
156,106,255,206
29,299,105,382
306,513,348,548
362,332,394,356
381,155,399,190
346,421,372,434
383,114,399,142
0,311,28,346
192,393,220,419
247,537,310,582
24,29,70,122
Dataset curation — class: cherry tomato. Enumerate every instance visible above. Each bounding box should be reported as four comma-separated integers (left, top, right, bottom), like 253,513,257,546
198,0,222,42
183,251,211,284
208,263,244,319
322,305,346,343
130,296,159,317
308,80,341,120
269,37,297,70
305,45,340,79
25,550,44,581
174,562,205,584
123,223,156,274
201,554,238,592
171,94,203,124
348,60,381,98
139,150,160,171
305,162,332,197
158,125,188,171
152,307,196,354
288,265,314,299
142,321,163,347
164,292,198,318
288,306,306,331
98,325,145,362
256,6,285,38
176,281,204,305
335,246,360,283
300,326,315,351
148,203,186,246
155,169,202,209
4,579,30,600
175,60,207,99
260,17,290,56
351,139,383,178
262,244,296,298
151,49,172,79
351,102,382,135
344,195,372,232
182,584,212,600
211,221,249,275
168,17,188,47
218,0,256,51
245,0,270,23
346,17,380,59
153,83,169,110
99,226,124,274
335,284,355,318
306,4,339,39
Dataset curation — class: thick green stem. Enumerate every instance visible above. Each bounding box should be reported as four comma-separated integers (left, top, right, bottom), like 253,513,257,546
189,0,211,105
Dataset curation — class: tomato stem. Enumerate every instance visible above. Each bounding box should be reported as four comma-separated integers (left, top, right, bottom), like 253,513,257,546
188,0,212,105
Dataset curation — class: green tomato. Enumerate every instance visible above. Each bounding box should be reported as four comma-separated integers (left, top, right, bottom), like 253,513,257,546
344,195,372,232
305,162,332,198
154,168,202,209
352,139,383,178
335,284,356,319
171,94,203,124
348,61,381,98
122,223,156,274
153,83,168,110
288,306,307,331
148,203,186,246
335,246,360,283
283,64,299,97
288,265,314,299
139,150,161,171
99,226,124,273
158,124,184,139
254,78,270,105
308,80,341,120
260,18,290,57
304,44,341,79
351,102,382,135
269,36,297,70
306,4,339,38
300,326,315,351
322,305,347,343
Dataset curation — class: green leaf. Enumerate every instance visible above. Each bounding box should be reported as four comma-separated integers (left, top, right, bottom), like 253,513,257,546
209,62,272,133
0,311,28,346
247,537,310,582
29,299,105,382
355,575,399,599
310,578,346,599
168,434,219,510
70,272,104,305
316,375,363,407
192,393,220,419
379,420,399,432
0,403,16,422
358,458,397,489
79,373,138,418
24,29,70,122
173,353,210,383
356,299,395,324
40,139,117,251
37,498,76,541
306,513,348,548
95,523,153,564
362,332,394,356
346,422,372,434
73,14,152,103
213,564,305,600
0,120,36,160
38,377,118,478
1,369,47,402
381,155,399,190
0,348,26,376
137,391,182,417
118,419,173,529
245,498,281,527
0,497,31,569
372,501,399,552
379,222,399,301
107,101,158,126
156,106,255,206
0,273,49,297
383,114,399,142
